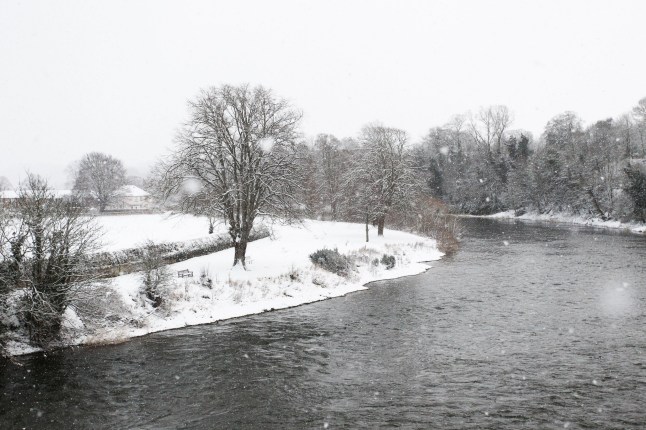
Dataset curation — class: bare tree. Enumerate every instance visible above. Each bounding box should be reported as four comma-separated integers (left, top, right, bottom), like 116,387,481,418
157,84,302,267
140,240,172,308
469,105,512,155
616,113,635,158
73,152,127,212
353,124,415,237
0,174,101,346
632,97,646,156
314,134,346,220
293,142,320,217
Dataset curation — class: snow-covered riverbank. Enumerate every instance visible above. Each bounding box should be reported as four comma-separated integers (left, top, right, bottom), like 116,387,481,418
5,219,442,356
481,210,646,234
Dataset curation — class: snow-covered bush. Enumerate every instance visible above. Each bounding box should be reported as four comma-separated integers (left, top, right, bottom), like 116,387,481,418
380,254,396,269
199,266,213,289
1,174,101,347
309,248,352,277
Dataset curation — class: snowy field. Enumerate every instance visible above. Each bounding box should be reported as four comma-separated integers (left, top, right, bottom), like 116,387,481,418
482,210,646,234
6,218,442,356
95,213,223,252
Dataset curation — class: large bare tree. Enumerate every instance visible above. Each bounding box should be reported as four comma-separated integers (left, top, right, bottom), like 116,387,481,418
72,152,127,212
353,124,415,238
157,84,302,267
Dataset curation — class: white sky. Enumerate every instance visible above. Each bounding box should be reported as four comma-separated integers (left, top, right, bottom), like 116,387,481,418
1,0,645,187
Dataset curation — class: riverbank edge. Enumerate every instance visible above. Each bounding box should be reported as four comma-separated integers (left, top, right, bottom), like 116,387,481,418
6,260,439,359
4,221,443,358
462,210,646,234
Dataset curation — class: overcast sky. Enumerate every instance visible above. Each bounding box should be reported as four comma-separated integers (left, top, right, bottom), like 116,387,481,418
1,0,645,188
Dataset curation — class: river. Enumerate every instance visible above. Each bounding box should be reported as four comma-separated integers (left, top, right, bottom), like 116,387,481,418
1,218,645,429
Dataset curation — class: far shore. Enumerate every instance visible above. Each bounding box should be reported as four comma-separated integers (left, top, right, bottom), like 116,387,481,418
465,210,645,234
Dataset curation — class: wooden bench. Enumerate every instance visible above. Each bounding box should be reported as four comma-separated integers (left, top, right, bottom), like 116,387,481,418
177,269,194,278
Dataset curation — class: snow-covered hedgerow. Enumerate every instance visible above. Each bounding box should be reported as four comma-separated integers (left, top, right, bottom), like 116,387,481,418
88,227,270,278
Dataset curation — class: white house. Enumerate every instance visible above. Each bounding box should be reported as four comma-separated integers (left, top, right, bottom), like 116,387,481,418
106,185,153,211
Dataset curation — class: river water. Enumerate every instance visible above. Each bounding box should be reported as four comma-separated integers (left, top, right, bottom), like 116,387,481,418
1,218,645,429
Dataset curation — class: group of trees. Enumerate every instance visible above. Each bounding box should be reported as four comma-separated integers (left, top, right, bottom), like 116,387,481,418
0,154,129,351
156,85,646,272
154,85,435,267
294,126,418,237
411,100,646,222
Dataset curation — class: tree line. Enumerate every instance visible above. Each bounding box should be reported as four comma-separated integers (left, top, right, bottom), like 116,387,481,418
407,102,646,222
153,85,455,268
289,100,646,240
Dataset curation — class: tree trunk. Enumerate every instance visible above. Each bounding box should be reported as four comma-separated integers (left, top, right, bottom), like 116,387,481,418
233,239,247,268
587,189,607,220
365,214,369,243
377,214,385,236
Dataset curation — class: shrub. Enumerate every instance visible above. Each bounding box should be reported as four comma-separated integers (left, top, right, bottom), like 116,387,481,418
140,241,172,308
288,265,301,281
199,266,213,289
1,174,101,347
309,248,352,277
389,196,462,255
380,254,396,269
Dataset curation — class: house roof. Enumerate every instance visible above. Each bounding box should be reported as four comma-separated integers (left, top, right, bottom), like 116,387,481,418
115,185,150,197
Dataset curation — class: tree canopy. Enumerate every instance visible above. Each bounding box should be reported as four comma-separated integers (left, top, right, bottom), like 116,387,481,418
157,84,302,267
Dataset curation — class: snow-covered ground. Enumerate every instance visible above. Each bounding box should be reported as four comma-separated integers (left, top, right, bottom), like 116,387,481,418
482,210,646,234
96,213,222,252
5,219,442,356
